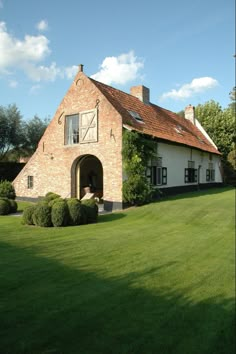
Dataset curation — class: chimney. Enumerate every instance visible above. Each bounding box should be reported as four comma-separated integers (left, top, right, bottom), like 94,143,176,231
130,85,150,105
185,104,196,125
78,64,84,72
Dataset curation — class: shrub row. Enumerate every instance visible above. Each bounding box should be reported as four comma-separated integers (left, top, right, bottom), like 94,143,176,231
0,198,18,215
22,193,98,227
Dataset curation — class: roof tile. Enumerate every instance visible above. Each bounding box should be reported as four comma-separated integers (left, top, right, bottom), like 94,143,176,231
90,78,220,155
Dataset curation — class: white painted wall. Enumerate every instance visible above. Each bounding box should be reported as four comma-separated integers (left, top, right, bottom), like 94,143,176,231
157,142,222,188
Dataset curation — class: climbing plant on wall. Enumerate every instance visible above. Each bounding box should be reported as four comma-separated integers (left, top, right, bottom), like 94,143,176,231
122,129,157,205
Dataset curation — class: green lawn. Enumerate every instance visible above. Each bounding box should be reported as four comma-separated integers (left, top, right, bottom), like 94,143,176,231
0,188,235,354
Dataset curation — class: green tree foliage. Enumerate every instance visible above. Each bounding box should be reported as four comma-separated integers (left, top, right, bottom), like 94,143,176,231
0,104,49,161
228,86,236,113
122,130,156,205
195,100,235,159
22,115,49,153
0,104,24,160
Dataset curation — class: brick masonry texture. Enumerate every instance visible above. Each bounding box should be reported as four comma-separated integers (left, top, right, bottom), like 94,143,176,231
13,71,123,204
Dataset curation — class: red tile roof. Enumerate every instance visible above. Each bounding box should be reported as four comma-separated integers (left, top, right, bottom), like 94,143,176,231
90,78,220,155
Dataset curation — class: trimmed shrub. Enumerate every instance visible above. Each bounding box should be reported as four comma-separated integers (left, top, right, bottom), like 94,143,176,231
81,199,98,224
51,201,69,227
44,192,61,203
0,180,16,200
48,197,64,208
0,199,11,215
67,198,86,225
22,205,37,225
123,175,153,205
32,204,52,227
8,199,18,213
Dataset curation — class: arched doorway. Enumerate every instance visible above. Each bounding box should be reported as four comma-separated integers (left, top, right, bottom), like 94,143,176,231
72,155,103,200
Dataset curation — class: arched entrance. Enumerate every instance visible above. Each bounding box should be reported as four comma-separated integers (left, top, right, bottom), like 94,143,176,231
72,155,103,200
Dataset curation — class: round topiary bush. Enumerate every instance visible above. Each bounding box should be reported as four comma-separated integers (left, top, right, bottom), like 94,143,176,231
44,192,61,203
22,205,37,225
32,204,52,227
8,199,18,213
48,197,64,208
0,180,16,200
0,198,11,215
51,201,69,227
81,199,98,224
67,198,86,225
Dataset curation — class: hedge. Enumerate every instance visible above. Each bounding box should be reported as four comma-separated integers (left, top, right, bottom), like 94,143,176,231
22,192,99,227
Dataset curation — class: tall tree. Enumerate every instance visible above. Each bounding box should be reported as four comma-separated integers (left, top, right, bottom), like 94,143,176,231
23,115,49,153
0,104,24,160
195,100,234,159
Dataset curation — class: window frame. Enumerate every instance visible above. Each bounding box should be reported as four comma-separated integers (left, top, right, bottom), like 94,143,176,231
185,161,197,183
146,157,167,186
27,176,34,189
64,114,79,145
206,162,215,182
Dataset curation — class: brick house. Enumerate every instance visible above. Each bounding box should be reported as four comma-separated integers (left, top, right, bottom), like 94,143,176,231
13,65,222,211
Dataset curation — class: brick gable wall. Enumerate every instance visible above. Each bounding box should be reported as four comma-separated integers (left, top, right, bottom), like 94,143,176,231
13,71,123,206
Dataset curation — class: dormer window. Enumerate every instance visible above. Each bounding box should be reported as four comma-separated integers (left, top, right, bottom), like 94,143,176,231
128,110,144,123
174,125,184,135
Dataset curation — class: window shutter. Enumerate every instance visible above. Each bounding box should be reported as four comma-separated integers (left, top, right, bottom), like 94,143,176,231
79,109,98,143
194,169,198,183
162,167,167,185
185,168,189,183
211,170,215,181
146,167,151,184
151,166,157,185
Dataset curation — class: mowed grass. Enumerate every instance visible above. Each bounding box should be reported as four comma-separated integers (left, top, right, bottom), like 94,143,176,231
0,188,235,354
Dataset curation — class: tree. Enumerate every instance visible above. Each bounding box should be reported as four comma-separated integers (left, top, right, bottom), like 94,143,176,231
0,104,24,160
0,105,49,161
229,86,236,113
22,115,49,153
195,100,235,159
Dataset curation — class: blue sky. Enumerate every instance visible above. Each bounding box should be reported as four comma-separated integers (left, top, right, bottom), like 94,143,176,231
0,0,234,120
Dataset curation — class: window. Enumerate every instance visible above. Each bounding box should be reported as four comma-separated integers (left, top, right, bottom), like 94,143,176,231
27,176,34,189
65,114,79,145
146,157,167,186
64,109,98,145
206,162,215,182
185,161,197,183
127,110,144,123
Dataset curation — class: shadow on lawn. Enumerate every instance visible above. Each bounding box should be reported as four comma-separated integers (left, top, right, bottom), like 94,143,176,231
98,212,127,223
0,242,235,354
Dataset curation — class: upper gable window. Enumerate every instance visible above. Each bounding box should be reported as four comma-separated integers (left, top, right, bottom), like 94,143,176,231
65,114,79,145
64,109,98,145
128,110,144,123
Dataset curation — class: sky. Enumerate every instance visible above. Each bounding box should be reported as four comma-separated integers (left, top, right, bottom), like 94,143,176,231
0,0,235,121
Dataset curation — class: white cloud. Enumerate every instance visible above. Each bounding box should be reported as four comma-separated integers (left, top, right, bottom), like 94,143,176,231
8,80,18,88
29,84,41,95
65,65,79,79
0,21,79,83
36,20,48,32
0,21,50,73
160,77,219,100
26,62,62,82
25,63,79,82
91,51,144,85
